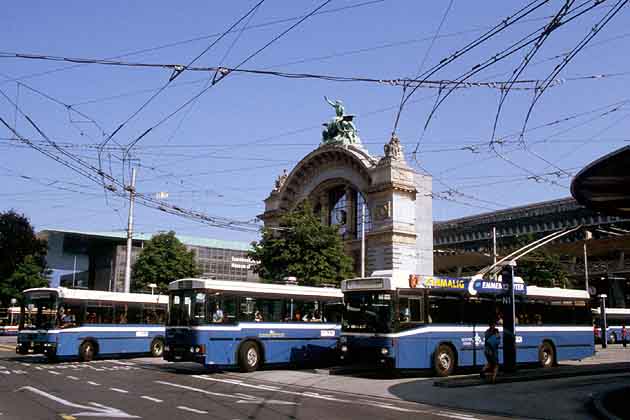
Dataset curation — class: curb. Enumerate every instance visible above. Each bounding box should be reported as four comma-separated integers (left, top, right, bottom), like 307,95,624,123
590,387,628,420
434,364,630,388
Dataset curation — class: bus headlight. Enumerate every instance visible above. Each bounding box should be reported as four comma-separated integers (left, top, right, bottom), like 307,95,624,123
190,347,195,353
380,347,389,355
340,345,348,352
164,345,170,352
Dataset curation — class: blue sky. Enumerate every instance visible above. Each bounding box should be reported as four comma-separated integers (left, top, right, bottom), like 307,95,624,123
1,1,629,244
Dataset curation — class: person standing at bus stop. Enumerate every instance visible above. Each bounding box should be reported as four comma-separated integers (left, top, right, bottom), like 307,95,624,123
482,320,500,384
622,323,627,348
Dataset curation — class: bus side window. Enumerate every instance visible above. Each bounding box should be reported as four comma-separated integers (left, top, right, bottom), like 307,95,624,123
256,298,284,322
100,302,114,324
238,297,256,322
222,296,237,324
126,303,143,324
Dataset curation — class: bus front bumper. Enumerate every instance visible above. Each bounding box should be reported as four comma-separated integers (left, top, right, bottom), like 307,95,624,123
338,338,395,368
163,344,205,363
16,341,57,356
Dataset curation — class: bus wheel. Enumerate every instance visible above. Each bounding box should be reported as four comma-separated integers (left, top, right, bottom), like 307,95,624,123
238,341,261,372
79,340,97,362
433,344,456,377
538,341,555,368
609,333,617,345
150,338,164,357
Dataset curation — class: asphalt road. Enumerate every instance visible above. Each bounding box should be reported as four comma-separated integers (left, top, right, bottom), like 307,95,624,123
0,337,506,420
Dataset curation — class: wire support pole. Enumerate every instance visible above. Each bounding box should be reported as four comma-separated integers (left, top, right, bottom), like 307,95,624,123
361,202,366,278
124,167,137,293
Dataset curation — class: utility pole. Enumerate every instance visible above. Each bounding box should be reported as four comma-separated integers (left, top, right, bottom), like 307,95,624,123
124,167,137,294
584,230,592,292
492,226,497,279
361,202,366,278
501,262,517,373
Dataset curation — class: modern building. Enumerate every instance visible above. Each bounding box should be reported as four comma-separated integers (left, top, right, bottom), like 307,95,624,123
39,229,258,291
434,197,630,307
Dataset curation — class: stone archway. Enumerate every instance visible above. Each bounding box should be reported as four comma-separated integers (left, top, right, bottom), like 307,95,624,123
261,104,433,277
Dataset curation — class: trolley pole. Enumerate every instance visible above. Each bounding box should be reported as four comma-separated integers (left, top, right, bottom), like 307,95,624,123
501,262,517,373
123,167,137,294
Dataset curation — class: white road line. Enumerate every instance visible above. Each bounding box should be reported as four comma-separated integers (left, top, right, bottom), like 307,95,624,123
48,371,61,375
34,367,43,370
109,361,136,366
109,388,129,394
87,381,100,386
12,370,26,374
140,396,163,403
437,412,480,420
0,366,5,370
0,371,10,375
177,406,207,414
66,376,79,380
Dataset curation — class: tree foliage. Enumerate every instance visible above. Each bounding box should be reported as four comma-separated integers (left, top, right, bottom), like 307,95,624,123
131,231,200,294
248,202,355,286
0,256,49,304
0,210,48,305
508,234,571,288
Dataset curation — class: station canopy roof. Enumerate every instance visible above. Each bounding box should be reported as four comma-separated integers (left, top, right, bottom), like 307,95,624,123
571,145,630,216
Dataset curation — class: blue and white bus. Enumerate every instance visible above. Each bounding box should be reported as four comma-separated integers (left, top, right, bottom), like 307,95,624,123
16,287,168,361
340,271,594,376
593,308,630,344
0,307,20,336
164,279,343,371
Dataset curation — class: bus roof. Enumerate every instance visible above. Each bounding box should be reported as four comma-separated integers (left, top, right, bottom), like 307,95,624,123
22,287,168,305
526,286,589,300
592,307,630,316
341,271,589,300
169,278,343,299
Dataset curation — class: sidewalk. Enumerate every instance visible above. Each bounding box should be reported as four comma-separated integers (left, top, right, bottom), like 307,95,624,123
435,361,630,387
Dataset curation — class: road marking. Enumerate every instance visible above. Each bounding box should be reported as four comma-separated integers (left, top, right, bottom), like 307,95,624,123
12,370,26,374
109,361,136,366
19,386,138,418
177,406,208,414
140,396,163,403
35,367,43,370
60,415,76,420
436,413,480,420
156,381,298,406
0,366,5,370
67,376,79,380
109,388,129,394
0,371,10,375
49,371,61,375
87,381,100,386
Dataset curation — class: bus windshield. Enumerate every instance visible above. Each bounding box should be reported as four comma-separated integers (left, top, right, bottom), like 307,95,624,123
168,290,212,326
21,291,58,330
343,291,393,333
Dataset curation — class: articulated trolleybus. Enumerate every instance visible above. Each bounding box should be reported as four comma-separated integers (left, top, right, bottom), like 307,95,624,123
340,271,594,376
0,307,20,335
17,287,168,361
164,278,343,371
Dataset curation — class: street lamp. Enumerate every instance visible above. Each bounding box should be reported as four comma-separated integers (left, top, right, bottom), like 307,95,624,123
148,283,157,295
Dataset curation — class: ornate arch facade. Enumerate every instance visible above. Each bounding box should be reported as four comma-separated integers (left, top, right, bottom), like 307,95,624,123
262,127,433,277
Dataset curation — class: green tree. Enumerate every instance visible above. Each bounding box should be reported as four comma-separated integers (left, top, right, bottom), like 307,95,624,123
0,256,49,304
248,202,354,286
0,210,48,305
131,231,200,294
506,234,571,288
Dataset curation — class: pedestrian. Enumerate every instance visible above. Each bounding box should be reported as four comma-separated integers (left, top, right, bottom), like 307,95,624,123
482,320,500,384
622,323,627,348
